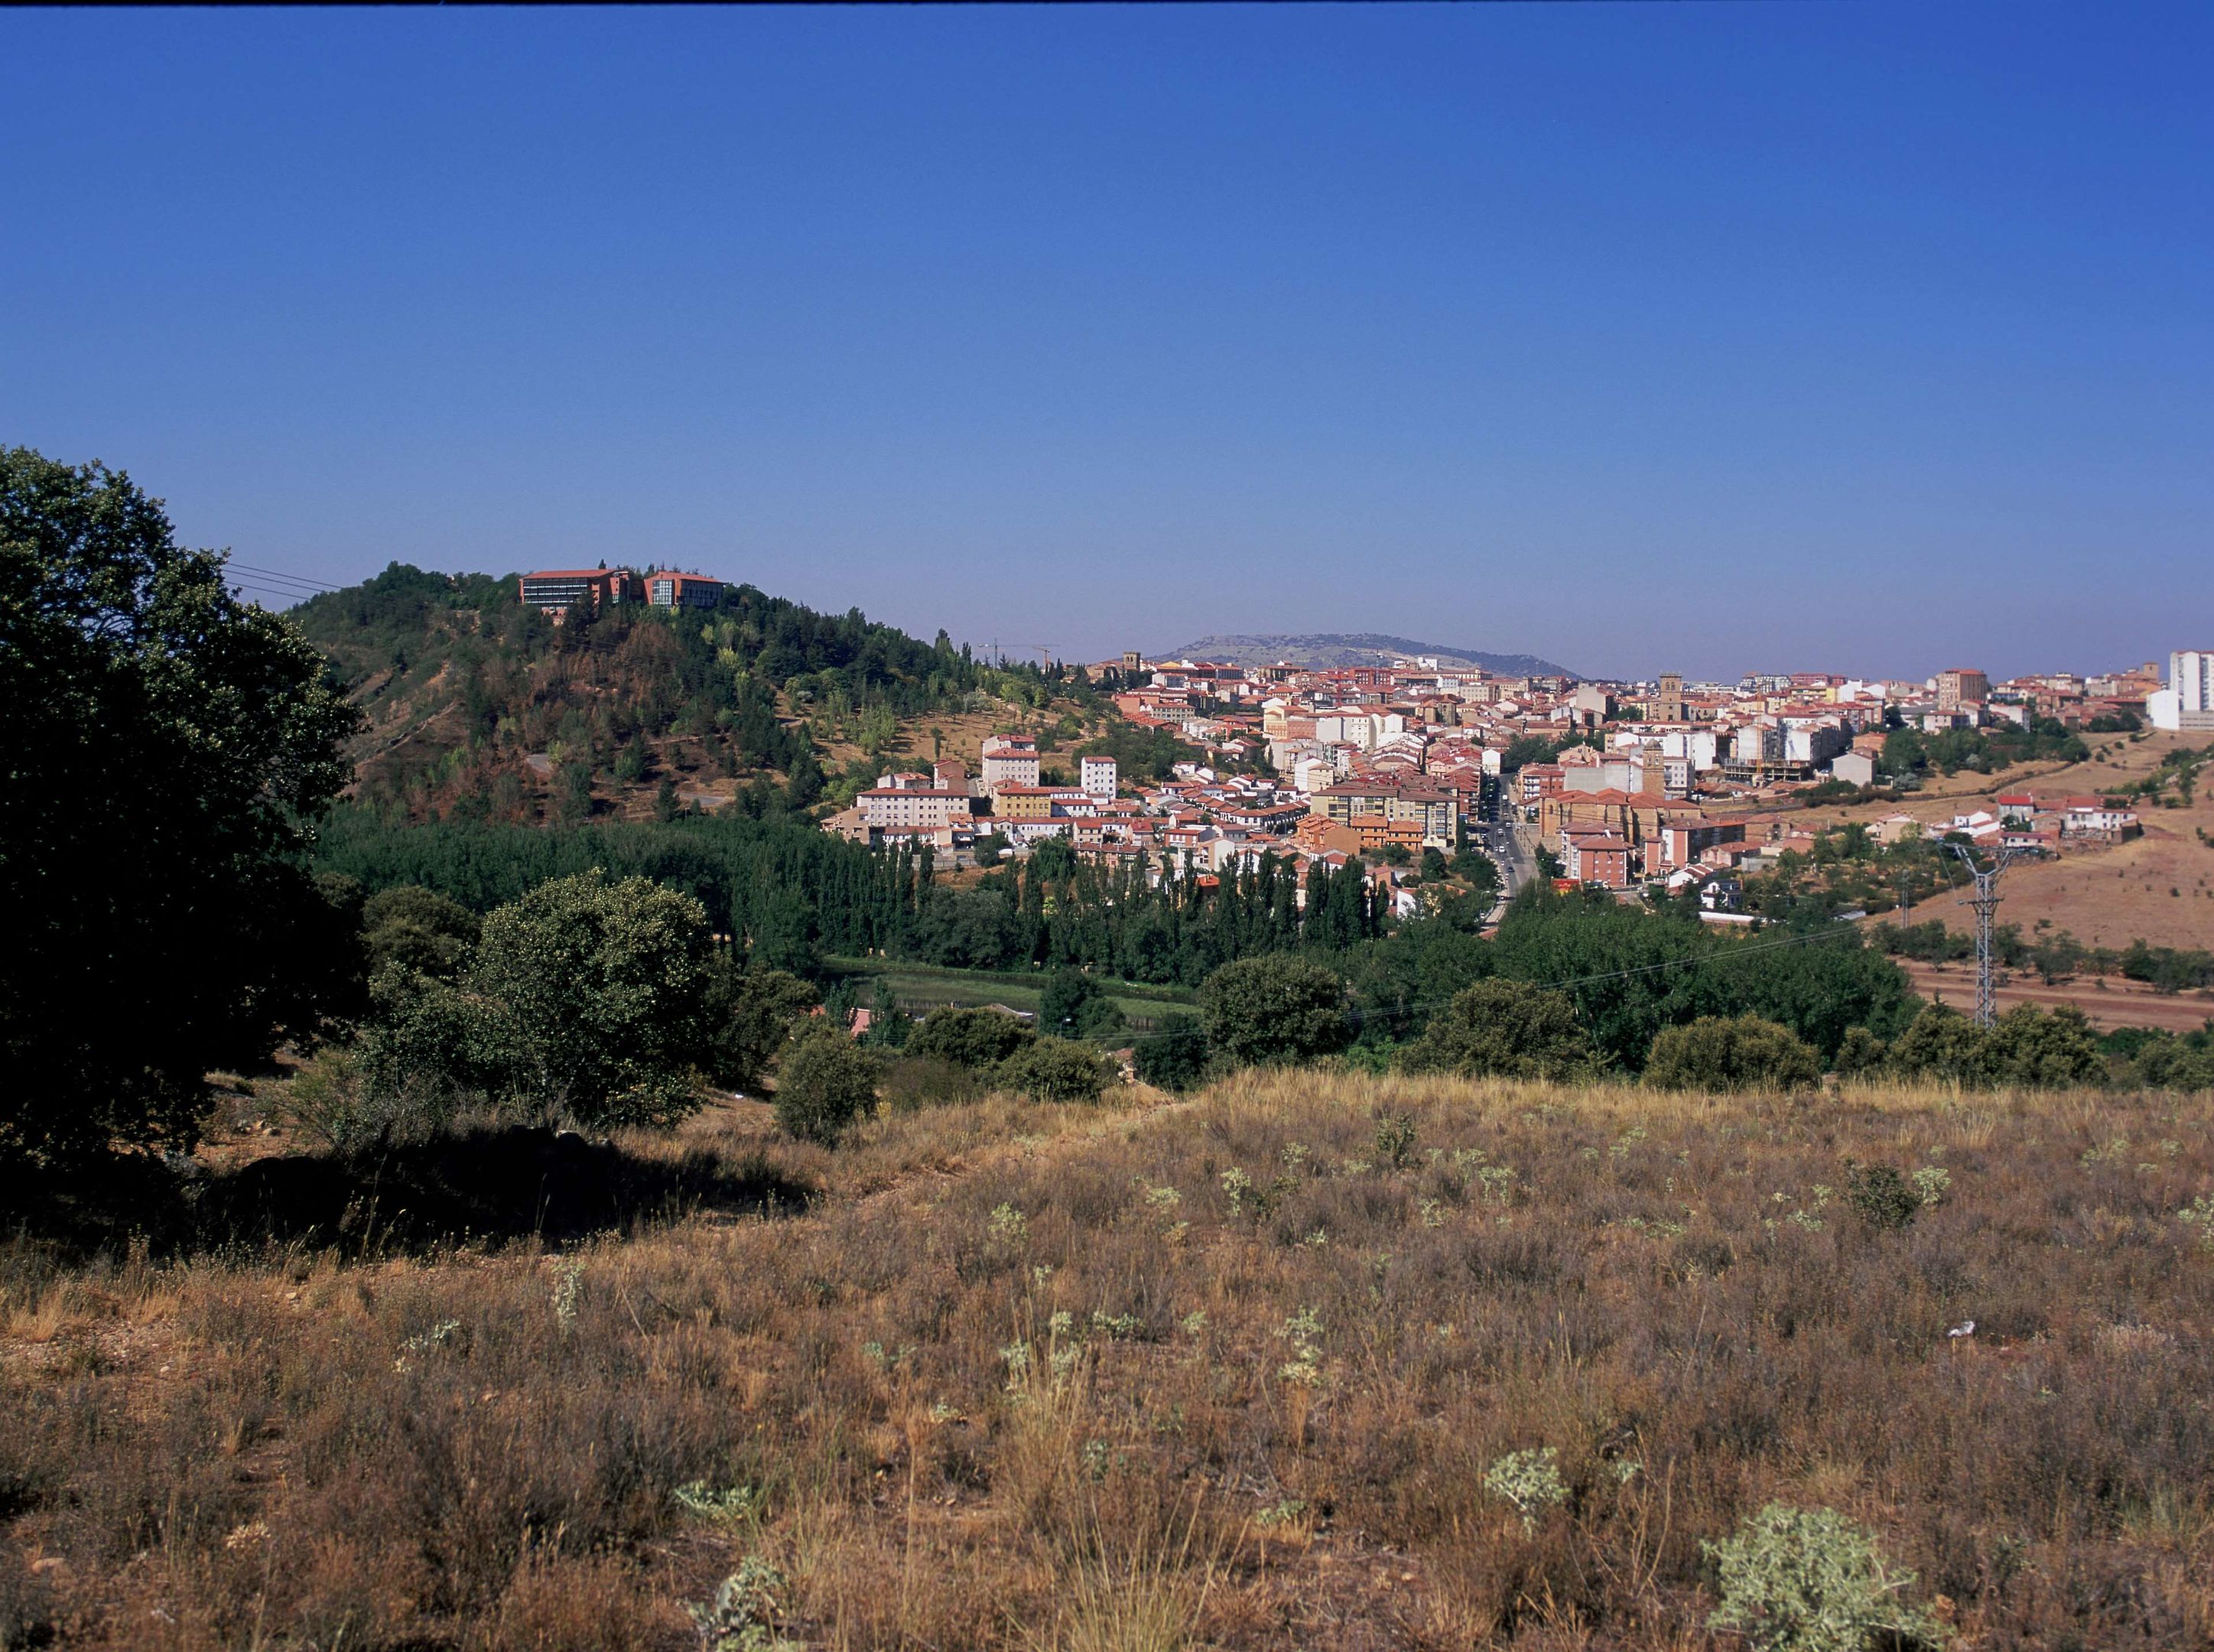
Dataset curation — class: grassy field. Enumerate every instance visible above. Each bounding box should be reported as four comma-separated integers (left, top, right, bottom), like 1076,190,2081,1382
825,957,1197,1032
6,1071,2214,1649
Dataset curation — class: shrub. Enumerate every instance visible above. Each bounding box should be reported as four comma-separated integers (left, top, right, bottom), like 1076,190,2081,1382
1133,1015,1211,1093
691,1556,801,1652
1198,955,1351,1068
361,884,480,980
1843,1161,1920,1231
463,870,715,1127
772,1026,881,1144
1644,1016,1821,1093
1483,1446,1568,1533
1887,1004,1991,1085
908,1006,1035,1070
1832,1026,1887,1078
1038,968,1127,1040
1984,1004,2104,1088
1706,1502,1949,1652
279,1046,458,1155
1403,979,1599,1081
993,1038,1117,1105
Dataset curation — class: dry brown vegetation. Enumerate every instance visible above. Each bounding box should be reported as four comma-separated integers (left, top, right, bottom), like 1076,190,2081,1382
1822,731,2214,952
6,1072,2214,1650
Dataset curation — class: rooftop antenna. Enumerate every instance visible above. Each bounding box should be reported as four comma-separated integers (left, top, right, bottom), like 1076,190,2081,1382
1944,841,2023,1029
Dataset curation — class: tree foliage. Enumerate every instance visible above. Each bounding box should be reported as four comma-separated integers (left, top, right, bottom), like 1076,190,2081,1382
772,1026,881,1144
993,1038,1117,1104
1133,1015,1211,1093
1404,979,1600,1081
458,871,715,1127
1,448,359,1164
1198,955,1351,1068
1643,1016,1822,1093
704,964,821,1093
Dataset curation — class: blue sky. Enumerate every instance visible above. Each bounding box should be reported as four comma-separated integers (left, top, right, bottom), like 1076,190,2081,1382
4,5,2208,681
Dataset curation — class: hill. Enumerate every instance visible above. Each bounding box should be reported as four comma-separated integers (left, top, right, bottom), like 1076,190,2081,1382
284,564,1140,824
1161,630,1576,678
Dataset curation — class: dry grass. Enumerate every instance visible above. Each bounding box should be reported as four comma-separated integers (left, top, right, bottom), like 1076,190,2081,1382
5,1072,2214,1648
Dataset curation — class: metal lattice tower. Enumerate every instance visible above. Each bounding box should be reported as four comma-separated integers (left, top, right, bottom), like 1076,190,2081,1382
1945,843,2022,1029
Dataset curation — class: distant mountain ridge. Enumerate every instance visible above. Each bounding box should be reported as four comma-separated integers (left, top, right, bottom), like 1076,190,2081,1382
1159,632,1576,680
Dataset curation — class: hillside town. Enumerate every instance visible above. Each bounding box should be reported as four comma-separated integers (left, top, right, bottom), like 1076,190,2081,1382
812,639,2214,919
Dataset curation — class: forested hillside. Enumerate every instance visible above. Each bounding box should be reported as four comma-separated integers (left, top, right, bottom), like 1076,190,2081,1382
290,563,1123,824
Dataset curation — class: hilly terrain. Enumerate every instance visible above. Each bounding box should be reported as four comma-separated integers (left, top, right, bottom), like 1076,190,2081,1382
287,564,1151,826
1162,631,1576,678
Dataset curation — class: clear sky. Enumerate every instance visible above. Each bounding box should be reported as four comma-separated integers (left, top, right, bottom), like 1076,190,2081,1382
4,5,2208,682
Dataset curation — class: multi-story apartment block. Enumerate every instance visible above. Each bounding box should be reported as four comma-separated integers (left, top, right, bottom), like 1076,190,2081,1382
1936,668,1991,713
1309,777,1458,848
855,789,972,831
979,735,1040,796
2151,649,2214,732
1080,756,1118,802
1562,830,1633,888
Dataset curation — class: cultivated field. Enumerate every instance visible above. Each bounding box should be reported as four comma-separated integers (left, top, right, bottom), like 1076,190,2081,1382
5,1073,2213,1650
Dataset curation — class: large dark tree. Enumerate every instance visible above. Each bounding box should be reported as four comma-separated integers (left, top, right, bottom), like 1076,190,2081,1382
0,450,358,1165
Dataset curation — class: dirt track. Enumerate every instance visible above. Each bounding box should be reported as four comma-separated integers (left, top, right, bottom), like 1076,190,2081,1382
1898,958,2214,1034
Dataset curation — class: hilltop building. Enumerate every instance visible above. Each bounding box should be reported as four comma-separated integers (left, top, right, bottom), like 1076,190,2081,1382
644,569,725,608
519,565,629,620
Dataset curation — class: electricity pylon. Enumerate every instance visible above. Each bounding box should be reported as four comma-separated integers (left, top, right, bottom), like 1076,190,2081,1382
1944,842,2023,1029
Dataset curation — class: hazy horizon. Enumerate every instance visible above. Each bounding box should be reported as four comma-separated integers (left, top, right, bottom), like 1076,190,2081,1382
5,5,2208,683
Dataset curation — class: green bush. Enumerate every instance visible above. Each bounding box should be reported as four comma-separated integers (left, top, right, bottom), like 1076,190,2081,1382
1036,967,1127,1040
1886,1004,1990,1085
772,1026,881,1144
1198,955,1351,1068
992,1037,1117,1104
1706,1502,1949,1652
907,1006,1035,1070
361,884,480,980
279,1047,457,1155
1644,1016,1821,1093
704,964,821,1094
1984,1004,2104,1088
462,870,715,1129
1888,1002,2108,1090
1403,979,1599,1081
1832,1026,1888,1078
1843,1161,1920,1231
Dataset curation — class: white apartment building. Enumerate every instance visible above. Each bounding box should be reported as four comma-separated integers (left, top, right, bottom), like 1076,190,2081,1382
978,734,1041,796
1080,755,1118,802
856,789,972,831
2150,649,2214,732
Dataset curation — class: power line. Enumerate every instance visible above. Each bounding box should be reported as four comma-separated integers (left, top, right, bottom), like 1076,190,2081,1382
228,561,345,591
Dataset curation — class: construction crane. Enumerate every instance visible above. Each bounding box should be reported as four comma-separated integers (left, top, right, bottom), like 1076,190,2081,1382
1019,643,1056,670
